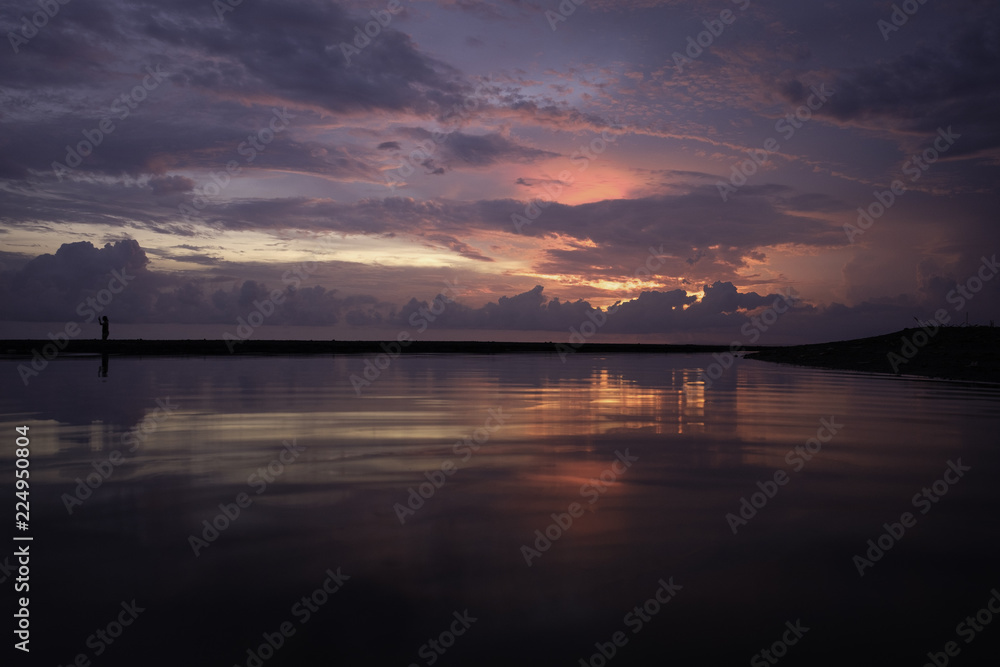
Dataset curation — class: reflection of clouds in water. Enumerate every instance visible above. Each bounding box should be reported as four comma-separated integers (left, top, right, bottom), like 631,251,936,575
0,348,992,504
1,357,171,459
2,354,1000,665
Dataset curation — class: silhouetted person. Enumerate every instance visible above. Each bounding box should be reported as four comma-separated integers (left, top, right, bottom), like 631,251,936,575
100,315,109,341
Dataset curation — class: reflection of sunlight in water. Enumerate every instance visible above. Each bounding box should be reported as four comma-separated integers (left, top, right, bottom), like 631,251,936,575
10,353,985,491
505,365,710,441
682,375,705,433
88,420,107,452
1,353,999,665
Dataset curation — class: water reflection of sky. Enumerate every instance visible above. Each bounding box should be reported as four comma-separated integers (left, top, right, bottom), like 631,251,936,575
1,354,998,665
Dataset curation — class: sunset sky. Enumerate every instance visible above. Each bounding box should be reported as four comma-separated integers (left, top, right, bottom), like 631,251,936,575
1,0,998,343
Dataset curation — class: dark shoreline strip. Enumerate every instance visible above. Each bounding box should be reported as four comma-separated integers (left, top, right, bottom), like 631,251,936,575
0,339,744,358
745,326,999,384
3,326,996,385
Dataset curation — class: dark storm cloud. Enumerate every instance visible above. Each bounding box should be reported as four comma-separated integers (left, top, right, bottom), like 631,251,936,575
151,185,843,276
133,0,466,116
0,240,155,323
507,187,845,283
4,240,987,342
1,172,846,271
393,127,559,171
392,281,813,338
0,96,389,188
1,0,997,344
0,0,475,186
390,278,954,343
0,240,398,327
440,130,558,165
792,9,1000,156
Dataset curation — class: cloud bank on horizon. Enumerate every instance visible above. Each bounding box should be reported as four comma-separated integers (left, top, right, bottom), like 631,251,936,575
1,0,998,343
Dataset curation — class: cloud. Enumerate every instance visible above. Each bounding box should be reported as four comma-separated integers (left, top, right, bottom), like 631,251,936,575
0,170,847,275
149,175,196,195
794,9,1000,158
0,0,477,186
391,281,810,339
423,234,495,262
6,240,993,343
515,176,569,188
390,127,560,173
0,239,402,327
1,0,997,344
1,240,154,322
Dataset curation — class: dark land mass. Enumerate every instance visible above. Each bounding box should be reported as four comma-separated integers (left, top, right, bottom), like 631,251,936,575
3,327,998,384
0,339,739,358
747,325,1000,384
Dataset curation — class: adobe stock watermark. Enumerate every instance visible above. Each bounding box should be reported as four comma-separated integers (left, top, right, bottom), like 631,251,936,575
887,313,948,375
51,66,168,180
349,279,462,396
577,578,682,667
671,0,751,73
407,610,478,667
381,78,498,192
717,84,833,201
188,439,305,556
886,253,997,373
16,266,136,386
61,397,180,514
877,0,933,41
219,227,349,349
726,417,842,535
545,0,588,31
844,126,959,243
338,0,412,65
556,244,668,361
7,0,73,54
393,408,507,524
852,458,971,576
520,449,638,567
178,106,295,222
212,0,244,22
12,546,29,652
223,260,319,352
921,588,1000,667
232,567,350,667
512,118,627,234
699,287,800,389
750,620,810,667
945,254,999,312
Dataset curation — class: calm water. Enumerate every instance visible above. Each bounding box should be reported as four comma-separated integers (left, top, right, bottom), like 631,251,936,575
2,353,999,665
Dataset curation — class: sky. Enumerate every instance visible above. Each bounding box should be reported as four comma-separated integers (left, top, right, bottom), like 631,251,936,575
1,0,998,343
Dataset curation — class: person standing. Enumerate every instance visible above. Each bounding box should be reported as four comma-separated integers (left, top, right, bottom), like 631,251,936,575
100,315,109,341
